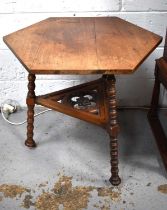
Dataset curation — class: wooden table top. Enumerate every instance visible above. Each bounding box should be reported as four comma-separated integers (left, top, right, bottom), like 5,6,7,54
3,17,162,75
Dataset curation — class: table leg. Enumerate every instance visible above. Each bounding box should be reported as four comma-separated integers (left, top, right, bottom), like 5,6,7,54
25,73,36,148
106,75,121,186
148,64,160,118
148,64,167,171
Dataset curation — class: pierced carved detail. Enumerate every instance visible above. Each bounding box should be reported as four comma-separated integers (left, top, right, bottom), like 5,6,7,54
69,91,97,110
59,90,99,114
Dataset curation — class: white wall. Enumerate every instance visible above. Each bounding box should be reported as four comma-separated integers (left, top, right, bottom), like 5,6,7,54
0,0,167,106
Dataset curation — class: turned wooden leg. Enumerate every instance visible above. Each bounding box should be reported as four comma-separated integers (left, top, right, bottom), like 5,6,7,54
25,73,36,148
148,64,160,119
106,75,121,186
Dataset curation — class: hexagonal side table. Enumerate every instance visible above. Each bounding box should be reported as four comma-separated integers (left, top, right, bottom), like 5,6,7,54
3,17,162,186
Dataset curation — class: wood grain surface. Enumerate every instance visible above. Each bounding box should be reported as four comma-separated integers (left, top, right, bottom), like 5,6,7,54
3,17,162,74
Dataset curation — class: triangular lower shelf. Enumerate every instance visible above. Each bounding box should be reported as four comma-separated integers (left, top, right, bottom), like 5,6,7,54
35,78,108,127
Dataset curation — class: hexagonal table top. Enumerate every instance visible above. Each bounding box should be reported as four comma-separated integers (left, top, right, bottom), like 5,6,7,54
3,17,162,74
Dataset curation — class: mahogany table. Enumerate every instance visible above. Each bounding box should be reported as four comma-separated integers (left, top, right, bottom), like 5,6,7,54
3,17,162,186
